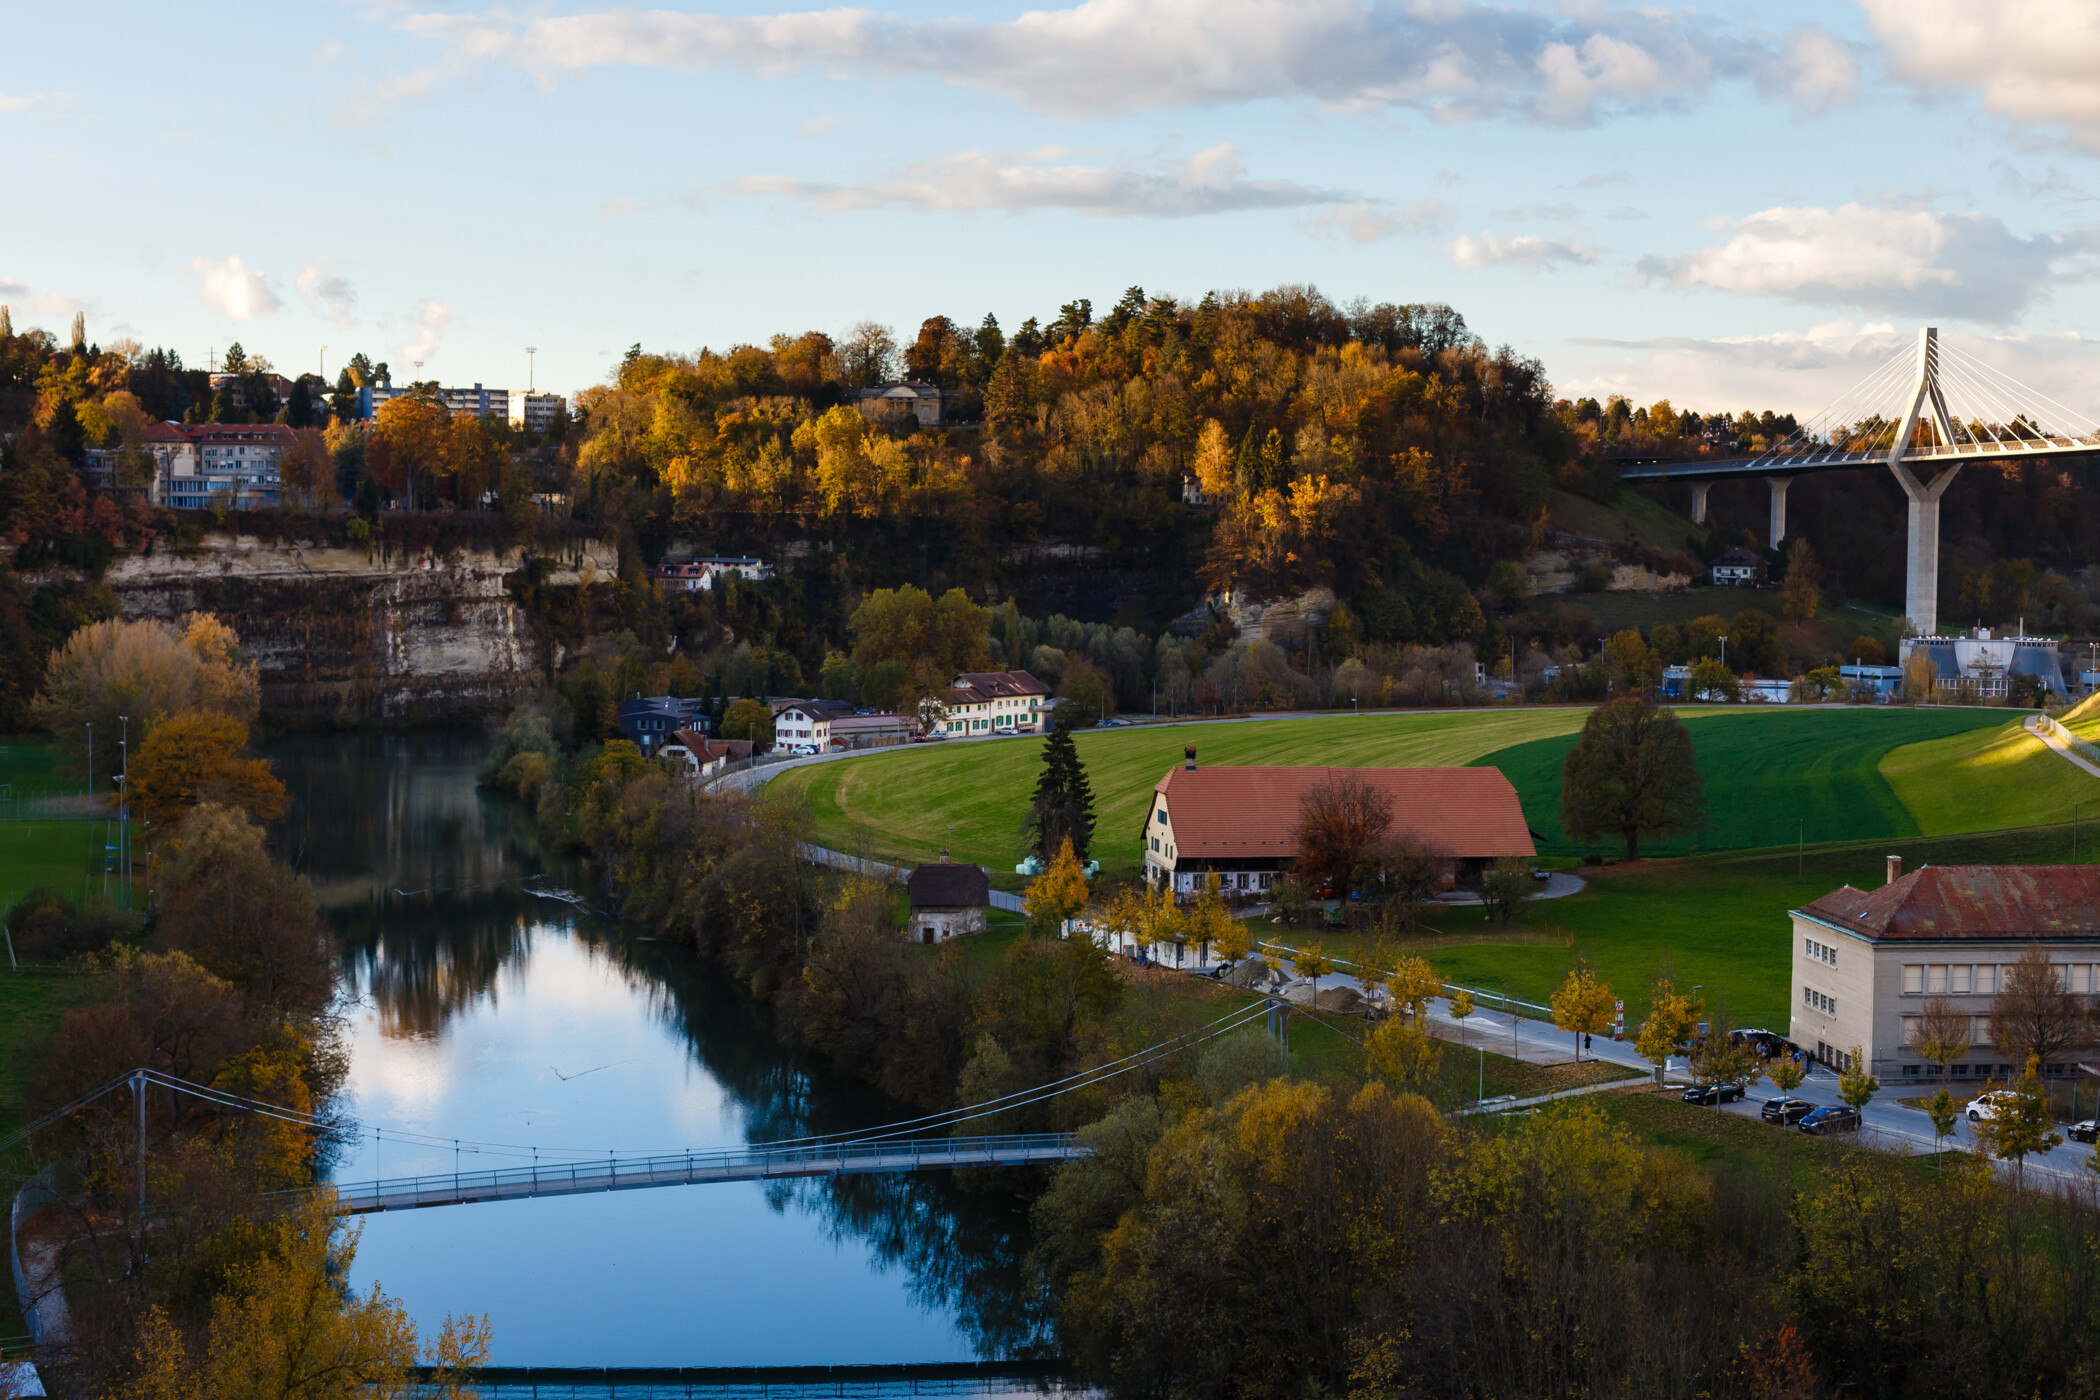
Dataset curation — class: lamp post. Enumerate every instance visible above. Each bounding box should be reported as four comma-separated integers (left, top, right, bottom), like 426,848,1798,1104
526,347,538,393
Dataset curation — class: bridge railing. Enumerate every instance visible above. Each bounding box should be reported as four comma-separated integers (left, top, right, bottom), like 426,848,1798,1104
320,1132,1086,1212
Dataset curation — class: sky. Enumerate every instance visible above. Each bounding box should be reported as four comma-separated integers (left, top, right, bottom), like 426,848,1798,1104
9,0,2100,420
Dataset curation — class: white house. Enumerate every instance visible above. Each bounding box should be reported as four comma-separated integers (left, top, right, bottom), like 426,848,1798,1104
906,858,990,943
853,380,951,427
771,702,834,752
934,670,1050,737
1709,548,1763,586
655,556,772,592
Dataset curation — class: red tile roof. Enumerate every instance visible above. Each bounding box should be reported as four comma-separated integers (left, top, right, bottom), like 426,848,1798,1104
1151,765,1535,861
949,670,1048,704
1799,865,2100,942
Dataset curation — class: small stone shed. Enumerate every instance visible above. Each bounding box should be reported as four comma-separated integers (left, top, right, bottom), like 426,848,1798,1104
906,858,990,944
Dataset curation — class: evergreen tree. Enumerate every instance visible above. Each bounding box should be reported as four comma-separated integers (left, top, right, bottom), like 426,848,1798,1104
1024,726,1095,862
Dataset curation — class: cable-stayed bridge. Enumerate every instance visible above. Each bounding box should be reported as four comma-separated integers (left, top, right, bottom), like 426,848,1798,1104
1621,328,2100,636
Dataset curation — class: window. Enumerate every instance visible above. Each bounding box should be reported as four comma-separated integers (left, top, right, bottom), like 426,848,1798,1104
1803,987,1836,1015
1952,965,1972,994
1157,809,1168,826
1903,964,1924,994
2078,965,2095,995
1928,965,1948,994
1978,965,1998,995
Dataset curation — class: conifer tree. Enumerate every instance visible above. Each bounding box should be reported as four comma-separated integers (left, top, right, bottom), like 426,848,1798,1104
1024,725,1095,862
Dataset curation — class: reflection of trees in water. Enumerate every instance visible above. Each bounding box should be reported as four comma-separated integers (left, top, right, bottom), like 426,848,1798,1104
279,734,1043,1355
335,888,539,1039
598,932,1053,1360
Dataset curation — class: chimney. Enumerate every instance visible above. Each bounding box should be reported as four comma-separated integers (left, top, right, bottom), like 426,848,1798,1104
939,848,949,863
1184,746,1197,771
1886,855,1903,886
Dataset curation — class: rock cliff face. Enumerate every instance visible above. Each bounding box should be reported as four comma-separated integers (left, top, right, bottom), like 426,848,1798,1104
98,535,617,722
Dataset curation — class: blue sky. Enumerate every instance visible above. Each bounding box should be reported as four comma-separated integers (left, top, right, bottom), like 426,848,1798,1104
8,0,2100,418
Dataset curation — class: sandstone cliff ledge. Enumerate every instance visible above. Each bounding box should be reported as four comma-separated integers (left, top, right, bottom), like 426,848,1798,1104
99,534,617,723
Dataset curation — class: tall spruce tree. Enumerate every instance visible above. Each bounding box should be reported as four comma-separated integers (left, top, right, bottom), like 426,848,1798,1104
1024,726,1095,862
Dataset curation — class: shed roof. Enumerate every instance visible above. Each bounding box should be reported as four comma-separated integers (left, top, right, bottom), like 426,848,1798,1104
1798,865,2100,942
1711,548,1763,567
908,862,990,908
949,670,1049,704
1151,765,1535,861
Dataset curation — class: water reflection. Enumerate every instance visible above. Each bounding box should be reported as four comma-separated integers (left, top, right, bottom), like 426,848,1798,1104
265,733,1046,1366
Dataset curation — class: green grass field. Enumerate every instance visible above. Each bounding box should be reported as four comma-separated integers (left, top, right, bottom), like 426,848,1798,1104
1491,706,2011,856
782,709,1599,884
0,738,132,918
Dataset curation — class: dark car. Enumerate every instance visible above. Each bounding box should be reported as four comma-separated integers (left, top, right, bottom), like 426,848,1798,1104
1799,1105,1862,1136
1681,1083,1746,1106
1731,1029,1786,1059
1761,1097,1815,1125
2071,1119,2099,1144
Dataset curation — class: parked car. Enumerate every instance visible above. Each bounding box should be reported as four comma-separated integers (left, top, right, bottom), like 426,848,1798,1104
1966,1091,2020,1124
2070,1119,2099,1144
1682,1083,1747,1106
1730,1029,1786,1058
1799,1105,1862,1135
1761,1097,1815,1125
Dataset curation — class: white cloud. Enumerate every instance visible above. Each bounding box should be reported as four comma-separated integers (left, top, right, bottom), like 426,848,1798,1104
1559,322,2100,424
1449,231,1595,269
704,143,1350,217
1578,171,1629,188
380,2,1844,125
1639,202,2089,320
1311,198,1449,242
0,93,40,113
1861,0,2100,151
186,255,283,321
796,113,852,138
1755,25,1856,117
395,300,452,367
297,260,359,328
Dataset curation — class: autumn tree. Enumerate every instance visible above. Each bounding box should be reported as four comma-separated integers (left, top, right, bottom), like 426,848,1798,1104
1025,836,1090,935
1601,628,1659,696
130,712,286,833
1635,979,1700,1080
1837,1046,1880,1112
1476,856,1534,926
848,585,990,680
33,614,261,783
719,697,775,747
1906,995,1972,1080
1559,697,1707,859
1991,943,2092,1070
1780,537,1821,623
366,394,449,507
1551,965,1616,1062
155,804,335,1015
1294,770,1393,894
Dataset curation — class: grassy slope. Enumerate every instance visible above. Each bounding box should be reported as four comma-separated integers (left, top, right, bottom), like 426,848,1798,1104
1484,706,2011,857
1545,488,1700,553
1881,710,2100,834
782,710,1596,884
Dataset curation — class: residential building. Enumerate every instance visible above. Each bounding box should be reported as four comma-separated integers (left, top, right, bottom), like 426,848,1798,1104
617,696,708,756
654,556,771,591
771,700,846,752
935,671,1050,737
1709,548,1763,586
661,730,752,780
1790,860,2100,1080
89,422,294,509
906,856,990,944
852,380,951,427
510,391,566,434
1140,751,1536,897
207,371,298,410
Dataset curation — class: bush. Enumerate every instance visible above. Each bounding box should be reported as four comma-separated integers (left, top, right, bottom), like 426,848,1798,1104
5,888,140,961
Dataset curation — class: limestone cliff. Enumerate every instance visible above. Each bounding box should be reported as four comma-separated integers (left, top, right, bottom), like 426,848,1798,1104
97,534,617,722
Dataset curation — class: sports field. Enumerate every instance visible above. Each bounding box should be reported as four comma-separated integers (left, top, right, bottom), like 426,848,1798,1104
0,738,124,913
777,704,2041,879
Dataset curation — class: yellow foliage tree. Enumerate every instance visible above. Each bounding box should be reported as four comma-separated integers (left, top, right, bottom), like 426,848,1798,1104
131,712,286,835
1634,980,1701,1079
1550,965,1617,1063
1386,955,1443,1019
1367,1018,1443,1092
1025,836,1090,932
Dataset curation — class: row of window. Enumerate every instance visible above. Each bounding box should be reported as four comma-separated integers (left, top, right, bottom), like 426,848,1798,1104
1804,987,1836,1015
1804,937,1838,966
1903,1012,1992,1047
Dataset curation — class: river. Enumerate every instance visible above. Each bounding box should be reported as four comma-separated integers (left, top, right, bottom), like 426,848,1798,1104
268,732,1044,1369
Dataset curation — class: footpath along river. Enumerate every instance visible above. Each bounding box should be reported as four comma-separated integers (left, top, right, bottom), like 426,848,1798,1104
267,732,1042,1368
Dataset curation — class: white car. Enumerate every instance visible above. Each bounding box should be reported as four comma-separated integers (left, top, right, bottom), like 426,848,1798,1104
1966,1090,2020,1123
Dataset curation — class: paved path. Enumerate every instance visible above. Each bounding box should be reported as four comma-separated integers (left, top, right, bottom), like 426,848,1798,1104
2027,713,2100,780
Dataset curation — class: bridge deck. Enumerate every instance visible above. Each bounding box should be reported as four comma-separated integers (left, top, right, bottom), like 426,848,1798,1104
1621,435,2100,482
322,1134,1090,1214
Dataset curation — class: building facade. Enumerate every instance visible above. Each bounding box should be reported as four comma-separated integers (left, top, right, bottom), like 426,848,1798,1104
617,696,708,756
1898,631,2066,699
852,381,950,427
1709,548,1763,585
89,422,294,508
936,671,1049,736
906,859,990,944
510,391,566,433
1790,861,2100,1080
655,556,771,591
1140,753,1536,897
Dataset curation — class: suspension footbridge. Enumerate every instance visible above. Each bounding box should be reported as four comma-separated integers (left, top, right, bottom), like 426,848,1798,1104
1622,328,2100,636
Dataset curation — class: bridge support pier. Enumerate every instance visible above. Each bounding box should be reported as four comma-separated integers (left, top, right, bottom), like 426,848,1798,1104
1765,476,1790,548
1887,327,1962,639
1688,482,1710,525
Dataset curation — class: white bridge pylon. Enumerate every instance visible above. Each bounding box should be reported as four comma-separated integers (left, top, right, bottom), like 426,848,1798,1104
1622,328,2100,637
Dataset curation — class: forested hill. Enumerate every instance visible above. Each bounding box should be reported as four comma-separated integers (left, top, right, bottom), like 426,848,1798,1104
573,287,1657,637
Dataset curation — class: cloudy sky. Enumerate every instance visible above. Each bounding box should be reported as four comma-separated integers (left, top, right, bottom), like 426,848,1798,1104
9,0,2100,415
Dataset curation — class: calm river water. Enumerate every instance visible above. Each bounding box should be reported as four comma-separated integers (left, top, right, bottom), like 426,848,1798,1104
268,733,1040,1368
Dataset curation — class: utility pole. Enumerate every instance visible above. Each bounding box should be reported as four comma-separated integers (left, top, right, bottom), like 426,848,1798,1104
320,345,327,380
526,347,538,393
132,1069,147,1219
